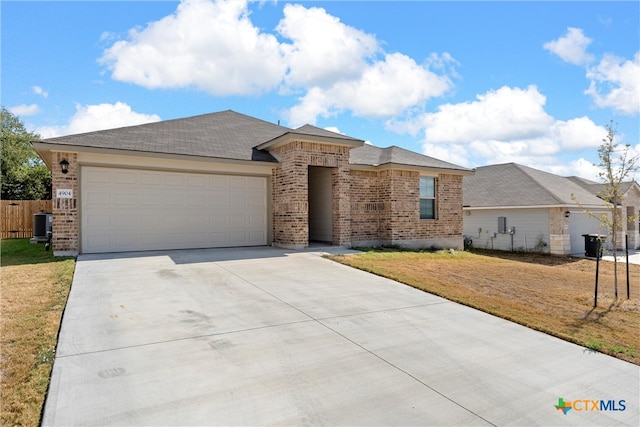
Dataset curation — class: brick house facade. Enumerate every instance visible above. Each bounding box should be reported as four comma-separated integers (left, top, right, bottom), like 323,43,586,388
34,111,472,255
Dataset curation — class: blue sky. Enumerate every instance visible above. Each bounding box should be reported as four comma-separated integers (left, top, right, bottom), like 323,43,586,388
3,1,639,180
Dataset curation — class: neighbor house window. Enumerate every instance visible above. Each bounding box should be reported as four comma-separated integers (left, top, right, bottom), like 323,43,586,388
420,176,436,220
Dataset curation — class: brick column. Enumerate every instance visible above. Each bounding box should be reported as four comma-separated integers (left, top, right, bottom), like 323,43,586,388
51,152,79,256
271,143,308,249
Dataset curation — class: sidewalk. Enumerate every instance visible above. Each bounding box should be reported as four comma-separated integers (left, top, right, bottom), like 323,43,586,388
600,249,640,265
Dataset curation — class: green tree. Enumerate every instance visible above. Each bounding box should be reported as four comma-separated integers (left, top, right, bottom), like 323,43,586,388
1,107,51,200
595,121,639,300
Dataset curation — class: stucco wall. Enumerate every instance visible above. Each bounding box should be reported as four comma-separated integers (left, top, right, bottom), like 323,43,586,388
463,208,551,252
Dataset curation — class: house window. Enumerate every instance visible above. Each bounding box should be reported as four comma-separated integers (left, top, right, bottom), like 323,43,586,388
420,176,436,220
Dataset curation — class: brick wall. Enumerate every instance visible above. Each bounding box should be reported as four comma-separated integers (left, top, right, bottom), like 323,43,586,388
349,169,465,248
349,170,383,242
51,151,79,255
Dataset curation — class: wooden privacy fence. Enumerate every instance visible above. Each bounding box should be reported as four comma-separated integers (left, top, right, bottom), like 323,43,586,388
1,200,53,239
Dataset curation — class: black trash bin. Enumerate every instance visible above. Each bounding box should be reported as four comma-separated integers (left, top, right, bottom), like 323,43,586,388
583,234,605,258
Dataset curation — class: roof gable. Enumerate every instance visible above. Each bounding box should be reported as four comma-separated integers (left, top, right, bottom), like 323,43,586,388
464,163,609,208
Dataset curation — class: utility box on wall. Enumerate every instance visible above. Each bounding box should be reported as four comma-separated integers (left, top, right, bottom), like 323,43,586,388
498,216,507,234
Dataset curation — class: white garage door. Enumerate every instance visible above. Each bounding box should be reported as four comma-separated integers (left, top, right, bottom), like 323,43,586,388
569,211,608,255
81,167,268,253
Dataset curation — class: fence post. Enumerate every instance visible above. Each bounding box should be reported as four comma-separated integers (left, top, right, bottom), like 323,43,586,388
626,234,630,299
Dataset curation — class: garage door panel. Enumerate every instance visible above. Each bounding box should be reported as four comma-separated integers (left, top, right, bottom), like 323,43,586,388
85,168,111,184
85,214,110,228
165,175,186,186
85,191,111,205
114,171,138,184
140,193,164,206
229,177,248,188
187,175,207,187
139,173,163,186
114,193,138,206
111,214,138,229
82,167,268,253
248,212,267,226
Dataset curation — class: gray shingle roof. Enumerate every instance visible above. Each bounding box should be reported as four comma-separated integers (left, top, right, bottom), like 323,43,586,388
349,144,472,173
464,163,609,208
37,110,288,162
294,124,363,142
569,177,638,199
35,109,469,173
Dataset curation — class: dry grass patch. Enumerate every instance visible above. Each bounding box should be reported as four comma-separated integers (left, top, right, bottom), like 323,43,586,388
1,239,75,426
329,249,640,365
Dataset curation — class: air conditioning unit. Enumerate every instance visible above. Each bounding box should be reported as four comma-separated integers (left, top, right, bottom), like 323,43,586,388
31,212,53,243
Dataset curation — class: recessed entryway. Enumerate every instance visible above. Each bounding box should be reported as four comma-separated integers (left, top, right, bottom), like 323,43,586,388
308,166,333,244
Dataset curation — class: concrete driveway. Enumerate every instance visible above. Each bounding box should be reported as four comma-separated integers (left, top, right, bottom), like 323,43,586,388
43,247,638,426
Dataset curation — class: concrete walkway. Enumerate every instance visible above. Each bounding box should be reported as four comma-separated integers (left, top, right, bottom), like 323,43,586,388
43,247,638,426
601,249,640,265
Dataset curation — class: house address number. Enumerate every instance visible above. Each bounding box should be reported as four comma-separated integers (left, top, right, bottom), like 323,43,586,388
56,189,73,199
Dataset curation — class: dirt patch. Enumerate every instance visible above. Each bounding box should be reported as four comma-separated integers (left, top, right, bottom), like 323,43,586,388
329,249,640,365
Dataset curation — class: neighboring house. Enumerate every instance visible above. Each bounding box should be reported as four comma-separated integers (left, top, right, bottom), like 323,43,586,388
32,110,473,256
463,163,610,255
568,177,640,250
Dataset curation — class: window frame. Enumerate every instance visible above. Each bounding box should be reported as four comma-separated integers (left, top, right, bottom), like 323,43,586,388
419,176,436,220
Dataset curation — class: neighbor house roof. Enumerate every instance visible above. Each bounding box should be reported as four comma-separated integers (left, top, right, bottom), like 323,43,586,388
349,144,473,174
464,163,610,208
568,176,640,200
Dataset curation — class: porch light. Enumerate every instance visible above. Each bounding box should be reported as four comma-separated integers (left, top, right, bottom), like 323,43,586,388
564,211,571,218
59,159,69,174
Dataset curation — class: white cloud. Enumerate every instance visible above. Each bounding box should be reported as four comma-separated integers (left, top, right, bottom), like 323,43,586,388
9,104,41,116
37,102,160,138
405,85,555,143
323,126,343,135
543,27,594,65
585,51,640,115
545,27,639,115
566,158,601,181
551,116,605,150
99,0,286,95
277,4,379,88
287,53,452,126
32,86,48,98
99,0,454,126
423,143,471,167
387,85,608,171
